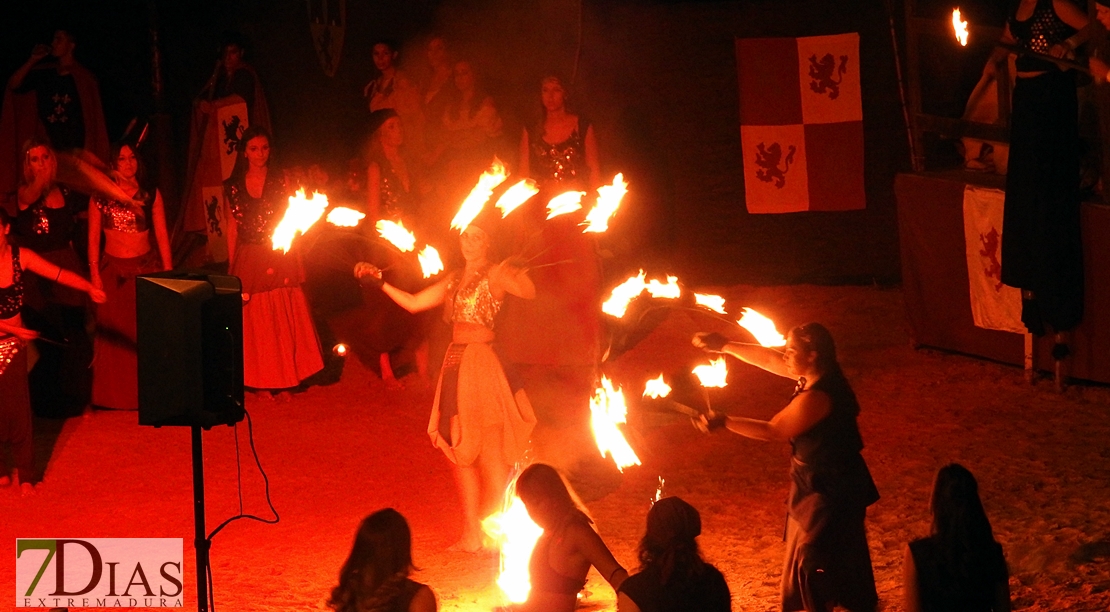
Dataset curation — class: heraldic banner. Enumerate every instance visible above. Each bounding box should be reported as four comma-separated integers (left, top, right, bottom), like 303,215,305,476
736,33,865,213
183,95,249,264
962,186,1024,334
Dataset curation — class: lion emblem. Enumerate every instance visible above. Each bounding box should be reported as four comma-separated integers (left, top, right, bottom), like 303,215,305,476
979,228,1003,291
808,53,849,100
754,142,797,189
222,115,244,155
205,195,223,237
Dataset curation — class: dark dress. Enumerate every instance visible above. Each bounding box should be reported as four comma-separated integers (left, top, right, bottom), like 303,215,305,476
619,564,732,612
225,170,323,389
1001,0,1083,334
0,246,35,484
781,373,880,612
90,188,162,410
14,187,91,415
909,536,1008,612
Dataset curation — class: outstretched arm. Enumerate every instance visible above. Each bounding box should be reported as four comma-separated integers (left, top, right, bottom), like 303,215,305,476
693,332,790,378
0,319,38,341
21,248,106,303
711,388,831,442
354,262,451,313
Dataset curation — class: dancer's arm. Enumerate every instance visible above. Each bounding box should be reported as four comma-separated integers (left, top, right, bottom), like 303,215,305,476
21,248,106,303
569,523,627,591
354,262,450,313
702,388,831,442
489,259,535,300
0,320,38,341
693,332,789,378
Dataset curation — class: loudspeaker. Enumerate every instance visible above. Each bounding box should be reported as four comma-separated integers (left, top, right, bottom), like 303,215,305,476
137,271,244,428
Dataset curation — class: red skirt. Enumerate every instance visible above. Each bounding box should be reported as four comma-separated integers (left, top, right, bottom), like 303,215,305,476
240,286,324,390
91,251,161,410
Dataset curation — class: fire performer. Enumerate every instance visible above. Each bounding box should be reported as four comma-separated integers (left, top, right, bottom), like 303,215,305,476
225,126,323,395
1,209,105,496
354,212,536,552
983,0,1089,371
515,463,627,611
692,323,880,612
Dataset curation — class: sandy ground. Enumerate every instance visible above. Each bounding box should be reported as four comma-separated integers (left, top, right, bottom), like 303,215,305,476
3,284,1110,611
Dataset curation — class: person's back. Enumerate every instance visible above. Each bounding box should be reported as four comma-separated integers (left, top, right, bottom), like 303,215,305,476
619,563,731,612
908,535,1007,612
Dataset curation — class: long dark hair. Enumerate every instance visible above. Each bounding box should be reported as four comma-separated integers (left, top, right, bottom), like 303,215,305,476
789,322,843,377
229,125,272,181
637,497,708,587
515,463,589,530
109,141,148,189
930,464,1000,586
328,509,416,612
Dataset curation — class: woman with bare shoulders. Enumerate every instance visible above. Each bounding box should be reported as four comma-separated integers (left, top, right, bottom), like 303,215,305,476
87,142,172,410
354,211,535,552
0,209,105,496
518,75,600,192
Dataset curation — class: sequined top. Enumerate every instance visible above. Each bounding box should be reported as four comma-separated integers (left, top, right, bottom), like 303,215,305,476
450,267,502,329
94,187,154,234
14,187,78,252
370,152,416,221
1009,0,1077,72
528,116,592,189
0,247,24,320
225,171,288,245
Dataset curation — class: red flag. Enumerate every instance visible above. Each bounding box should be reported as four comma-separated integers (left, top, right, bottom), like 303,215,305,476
736,33,865,214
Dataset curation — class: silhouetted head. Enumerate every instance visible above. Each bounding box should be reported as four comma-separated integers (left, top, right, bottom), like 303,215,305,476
639,496,707,584
931,463,994,542
516,464,578,530
328,509,415,612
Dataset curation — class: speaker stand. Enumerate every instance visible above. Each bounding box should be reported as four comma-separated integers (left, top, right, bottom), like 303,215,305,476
191,425,210,612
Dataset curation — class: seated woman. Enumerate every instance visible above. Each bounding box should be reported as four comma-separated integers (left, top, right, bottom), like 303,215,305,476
515,463,627,612
328,508,436,612
904,464,1010,612
0,209,105,496
617,496,731,612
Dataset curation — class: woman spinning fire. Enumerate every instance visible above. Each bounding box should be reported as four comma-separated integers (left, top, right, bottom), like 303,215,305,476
354,210,536,552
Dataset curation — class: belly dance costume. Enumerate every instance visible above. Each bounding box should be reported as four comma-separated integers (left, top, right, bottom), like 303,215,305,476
226,172,323,389
90,189,162,409
428,268,535,467
0,247,35,484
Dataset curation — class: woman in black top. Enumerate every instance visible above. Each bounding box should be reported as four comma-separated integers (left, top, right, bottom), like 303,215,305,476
617,496,731,612
693,323,880,612
904,464,1010,612
327,508,436,612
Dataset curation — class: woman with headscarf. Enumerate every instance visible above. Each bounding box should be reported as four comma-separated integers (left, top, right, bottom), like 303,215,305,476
693,322,879,612
617,496,731,612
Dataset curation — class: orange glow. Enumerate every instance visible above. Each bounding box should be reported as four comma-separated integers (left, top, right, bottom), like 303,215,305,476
418,245,444,278
482,478,543,604
451,158,508,231
601,271,647,318
645,275,681,300
272,189,328,253
582,173,628,233
590,376,641,472
694,293,727,314
331,343,349,357
952,8,969,46
737,308,787,347
495,179,539,218
642,374,672,399
693,357,729,388
376,219,417,252
325,206,366,227
546,191,586,219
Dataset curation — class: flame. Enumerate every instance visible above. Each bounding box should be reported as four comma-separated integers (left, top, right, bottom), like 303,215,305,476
376,219,417,252
495,179,539,218
546,191,586,219
694,293,727,314
582,173,628,233
952,8,969,46
331,343,349,357
642,374,672,399
418,245,444,278
325,206,366,228
652,476,666,506
737,308,787,347
451,158,508,231
645,275,681,300
601,271,647,317
272,189,328,253
590,376,641,472
482,481,544,604
693,357,729,388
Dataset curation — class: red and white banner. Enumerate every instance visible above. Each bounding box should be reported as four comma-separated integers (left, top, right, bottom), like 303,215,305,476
962,186,1024,333
736,33,865,213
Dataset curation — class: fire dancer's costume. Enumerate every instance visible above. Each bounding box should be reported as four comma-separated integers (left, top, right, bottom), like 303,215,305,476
225,171,323,390
427,265,535,466
14,187,92,415
0,247,34,484
1001,0,1084,334
89,188,163,409
781,373,879,612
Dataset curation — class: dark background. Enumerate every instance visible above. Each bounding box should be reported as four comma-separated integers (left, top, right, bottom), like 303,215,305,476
0,0,1013,285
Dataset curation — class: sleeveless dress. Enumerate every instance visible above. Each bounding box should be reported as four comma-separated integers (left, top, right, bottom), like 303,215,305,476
90,188,163,409
781,373,879,612
427,267,535,466
225,171,323,389
1001,0,1083,333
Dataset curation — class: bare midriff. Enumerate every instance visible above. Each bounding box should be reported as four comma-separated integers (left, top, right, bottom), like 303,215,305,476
103,228,152,259
452,321,495,344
